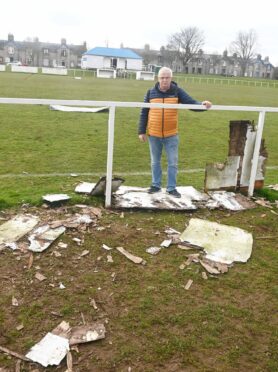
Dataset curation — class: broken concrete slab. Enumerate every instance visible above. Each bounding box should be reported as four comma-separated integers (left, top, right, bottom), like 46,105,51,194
180,218,253,264
28,225,66,253
0,215,39,245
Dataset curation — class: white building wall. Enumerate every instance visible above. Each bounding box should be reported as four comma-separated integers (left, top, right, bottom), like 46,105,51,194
103,57,111,68
117,58,125,69
81,54,142,70
81,55,104,69
126,59,142,70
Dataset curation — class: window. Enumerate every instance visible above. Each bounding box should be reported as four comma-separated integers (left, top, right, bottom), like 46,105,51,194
43,49,49,55
61,49,67,57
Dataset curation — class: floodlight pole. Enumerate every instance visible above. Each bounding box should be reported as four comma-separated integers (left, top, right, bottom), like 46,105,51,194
248,110,265,197
105,106,115,208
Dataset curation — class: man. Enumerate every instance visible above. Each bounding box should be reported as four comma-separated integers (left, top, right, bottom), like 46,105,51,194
138,67,211,198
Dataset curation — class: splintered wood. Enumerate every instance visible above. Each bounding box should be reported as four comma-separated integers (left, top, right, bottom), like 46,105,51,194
116,247,146,265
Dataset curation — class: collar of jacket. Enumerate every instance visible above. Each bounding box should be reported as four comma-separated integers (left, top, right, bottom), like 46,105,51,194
155,81,178,94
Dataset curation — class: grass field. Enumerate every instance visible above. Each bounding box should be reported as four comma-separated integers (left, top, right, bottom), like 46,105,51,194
0,71,277,208
0,72,278,371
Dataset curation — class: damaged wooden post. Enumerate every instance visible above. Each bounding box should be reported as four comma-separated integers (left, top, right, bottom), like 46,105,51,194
205,115,268,196
105,105,115,208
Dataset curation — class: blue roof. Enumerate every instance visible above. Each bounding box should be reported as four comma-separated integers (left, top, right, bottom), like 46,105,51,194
84,47,142,59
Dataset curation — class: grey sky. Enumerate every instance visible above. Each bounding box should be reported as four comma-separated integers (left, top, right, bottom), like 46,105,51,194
1,0,278,65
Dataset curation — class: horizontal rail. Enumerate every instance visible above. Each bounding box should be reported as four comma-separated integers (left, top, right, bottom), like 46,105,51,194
0,97,278,113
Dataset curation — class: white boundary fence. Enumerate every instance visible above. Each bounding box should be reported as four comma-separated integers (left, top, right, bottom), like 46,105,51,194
0,97,277,207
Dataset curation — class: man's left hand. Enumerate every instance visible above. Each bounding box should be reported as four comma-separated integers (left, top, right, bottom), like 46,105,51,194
202,101,212,109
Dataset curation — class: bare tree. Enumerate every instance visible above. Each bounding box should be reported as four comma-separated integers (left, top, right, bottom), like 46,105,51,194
230,29,257,77
168,27,205,70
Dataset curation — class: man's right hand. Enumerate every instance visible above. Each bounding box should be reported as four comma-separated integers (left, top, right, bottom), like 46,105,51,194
139,134,147,142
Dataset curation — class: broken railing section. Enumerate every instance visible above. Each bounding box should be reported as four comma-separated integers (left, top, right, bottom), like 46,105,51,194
205,120,268,193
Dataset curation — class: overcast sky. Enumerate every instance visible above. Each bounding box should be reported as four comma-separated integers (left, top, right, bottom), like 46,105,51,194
1,0,278,65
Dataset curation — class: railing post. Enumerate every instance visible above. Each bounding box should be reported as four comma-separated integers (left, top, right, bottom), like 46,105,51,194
248,111,266,197
105,106,115,208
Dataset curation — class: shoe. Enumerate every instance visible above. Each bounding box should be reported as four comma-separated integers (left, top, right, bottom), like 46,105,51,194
166,189,181,198
148,186,161,194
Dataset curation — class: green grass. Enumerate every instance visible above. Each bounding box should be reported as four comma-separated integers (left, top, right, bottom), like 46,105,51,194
0,72,277,207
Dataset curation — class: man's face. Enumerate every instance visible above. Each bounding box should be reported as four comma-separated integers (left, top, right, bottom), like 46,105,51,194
158,71,172,91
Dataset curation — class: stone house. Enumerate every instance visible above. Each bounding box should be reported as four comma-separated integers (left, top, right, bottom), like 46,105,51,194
0,33,87,68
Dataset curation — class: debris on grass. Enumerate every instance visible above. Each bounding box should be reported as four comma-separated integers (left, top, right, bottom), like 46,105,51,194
75,182,95,194
42,194,71,204
116,246,146,265
201,271,208,280
89,298,98,310
254,198,273,208
28,225,66,253
267,184,278,191
91,176,125,196
146,246,161,255
184,279,193,290
25,332,70,367
180,218,253,265
0,214,39,246
12,296,19,307
107,254,113,262
102,244,113,251
35,272,47,281
0,345,30,362
69,323,106,345
160,239,172,248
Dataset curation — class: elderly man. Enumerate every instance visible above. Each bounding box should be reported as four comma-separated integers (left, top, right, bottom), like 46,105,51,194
138,66,211,198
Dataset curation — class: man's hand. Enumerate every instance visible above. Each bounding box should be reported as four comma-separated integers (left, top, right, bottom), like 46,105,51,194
202,100,212,109
139,134,147,142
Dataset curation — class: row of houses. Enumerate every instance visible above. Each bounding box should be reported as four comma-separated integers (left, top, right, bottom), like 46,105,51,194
0,33,86,68
0,34,275,78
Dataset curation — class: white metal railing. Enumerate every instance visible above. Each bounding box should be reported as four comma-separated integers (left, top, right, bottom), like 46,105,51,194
0,97,278,207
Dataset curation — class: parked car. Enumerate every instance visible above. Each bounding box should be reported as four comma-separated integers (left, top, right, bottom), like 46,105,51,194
6,61,22,66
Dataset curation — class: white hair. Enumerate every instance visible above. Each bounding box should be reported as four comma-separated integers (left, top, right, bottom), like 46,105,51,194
158,67,173,77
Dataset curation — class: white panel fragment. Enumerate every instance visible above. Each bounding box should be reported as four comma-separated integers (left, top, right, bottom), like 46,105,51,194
113,186,198,210
42,194,70,203
25,333,69,367
146,246,161,255
180,218,253,264
205,156,240,190
50,105,108,113
28,225,66,252
0,215,39,245
207,191,245,211
75,182,95,194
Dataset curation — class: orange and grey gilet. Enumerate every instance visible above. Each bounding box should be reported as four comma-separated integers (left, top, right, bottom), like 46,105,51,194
138,81,200,138
148,95,178,138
